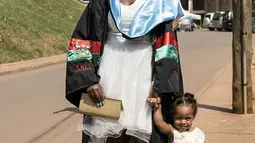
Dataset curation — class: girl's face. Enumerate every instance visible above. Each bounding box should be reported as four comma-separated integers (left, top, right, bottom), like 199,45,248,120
173,105,194,132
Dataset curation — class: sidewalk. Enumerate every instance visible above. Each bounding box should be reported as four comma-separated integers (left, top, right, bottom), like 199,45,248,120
193,61,255,142
48,61,255,143
1,53,254,142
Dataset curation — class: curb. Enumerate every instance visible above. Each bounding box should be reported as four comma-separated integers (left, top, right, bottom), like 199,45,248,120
0,54,66,76
195,62,232,100
78,0,89,4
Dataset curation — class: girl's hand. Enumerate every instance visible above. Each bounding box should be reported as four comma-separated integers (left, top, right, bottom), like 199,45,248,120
153,102,163,122
147,97,161,109
147,97,163,126
87,84,104,107
148,97,174,141
153,103,174,140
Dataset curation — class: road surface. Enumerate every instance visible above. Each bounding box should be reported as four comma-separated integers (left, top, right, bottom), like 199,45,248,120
0,31,237,143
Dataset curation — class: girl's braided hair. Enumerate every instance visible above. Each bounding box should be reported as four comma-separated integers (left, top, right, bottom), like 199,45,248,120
171,92,198,116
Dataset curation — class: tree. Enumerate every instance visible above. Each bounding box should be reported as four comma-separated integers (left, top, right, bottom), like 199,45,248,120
232,0,253,114
253,0,255,10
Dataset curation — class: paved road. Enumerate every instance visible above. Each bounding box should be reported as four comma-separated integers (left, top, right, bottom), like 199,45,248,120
0,31,236,143
179,31,233,93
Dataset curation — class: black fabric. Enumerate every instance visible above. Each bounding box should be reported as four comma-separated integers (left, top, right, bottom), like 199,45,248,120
72,0,109,41
153,58,181,94
66,59,101,107
65,0,109,107
151,21,183,94
150,94,175,143
82,130,90,143
175,31,184,94
150,120,168,143
150,21,184,143
150,21,172,37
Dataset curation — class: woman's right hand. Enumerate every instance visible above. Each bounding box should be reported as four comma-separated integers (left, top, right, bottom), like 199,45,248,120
87,84,105,107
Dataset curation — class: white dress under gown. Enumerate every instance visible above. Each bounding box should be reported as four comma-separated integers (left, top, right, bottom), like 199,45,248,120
173,128,205,143
79,0,153,143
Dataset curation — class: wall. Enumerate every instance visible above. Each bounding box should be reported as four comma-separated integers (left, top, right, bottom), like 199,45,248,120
205,0,231,12
206,0,219,12
219,0,232,11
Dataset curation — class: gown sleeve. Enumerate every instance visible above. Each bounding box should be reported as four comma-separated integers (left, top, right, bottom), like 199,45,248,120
152,21,184,94
65,0,107,107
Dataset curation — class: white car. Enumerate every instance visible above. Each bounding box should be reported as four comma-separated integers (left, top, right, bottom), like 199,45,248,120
203,12,215,31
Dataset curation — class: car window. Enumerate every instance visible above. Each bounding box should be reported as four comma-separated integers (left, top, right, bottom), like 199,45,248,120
253,11,255,18
223,12,230,20
213,13,221,20
205,15,211,19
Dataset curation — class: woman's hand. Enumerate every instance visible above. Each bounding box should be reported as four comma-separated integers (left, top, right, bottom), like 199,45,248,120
148,87,160,98
87,84,104,107
147,87,160,109
147,96,161,110
148,87,154,98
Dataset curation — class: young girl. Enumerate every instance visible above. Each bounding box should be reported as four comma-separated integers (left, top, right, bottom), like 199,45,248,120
147,93,205,143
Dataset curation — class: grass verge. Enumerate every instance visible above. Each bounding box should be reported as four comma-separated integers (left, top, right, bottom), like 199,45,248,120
0,0,85,64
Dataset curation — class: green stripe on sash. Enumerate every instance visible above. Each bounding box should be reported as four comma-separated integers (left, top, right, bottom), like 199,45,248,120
155,45,179,62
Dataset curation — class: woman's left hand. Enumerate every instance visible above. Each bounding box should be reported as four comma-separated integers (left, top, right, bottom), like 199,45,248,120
148,87,154,98
148,87,160,98
147,96,161,109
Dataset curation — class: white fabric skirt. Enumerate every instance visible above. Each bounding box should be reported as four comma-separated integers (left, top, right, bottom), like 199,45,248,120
80,34,153,143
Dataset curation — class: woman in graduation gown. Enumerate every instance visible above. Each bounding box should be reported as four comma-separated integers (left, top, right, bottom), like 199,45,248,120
65,0,185,142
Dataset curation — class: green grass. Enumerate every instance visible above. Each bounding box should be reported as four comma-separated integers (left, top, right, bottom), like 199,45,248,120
0,0,85,64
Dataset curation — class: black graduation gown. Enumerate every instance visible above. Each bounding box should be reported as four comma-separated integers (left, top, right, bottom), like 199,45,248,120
65,0,184,142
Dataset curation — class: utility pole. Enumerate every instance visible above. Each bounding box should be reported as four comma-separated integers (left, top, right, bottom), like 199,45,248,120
243,0,253,114
232,0,253,114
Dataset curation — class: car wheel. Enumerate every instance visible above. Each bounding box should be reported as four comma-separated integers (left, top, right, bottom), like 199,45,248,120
217,28,222,31
225,28,232,31
208,28,214,31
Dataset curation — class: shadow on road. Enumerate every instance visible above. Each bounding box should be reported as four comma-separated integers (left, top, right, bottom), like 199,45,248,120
53,107,79,114
198,104,233,113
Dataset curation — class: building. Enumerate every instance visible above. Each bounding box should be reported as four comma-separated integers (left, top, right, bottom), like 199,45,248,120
180,0,232,14
180,0,232,25
206,0,232,12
